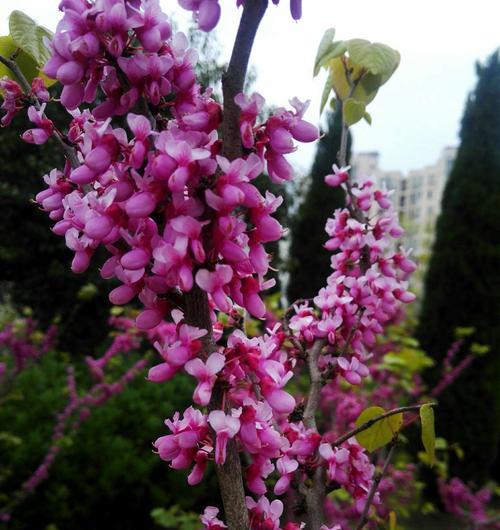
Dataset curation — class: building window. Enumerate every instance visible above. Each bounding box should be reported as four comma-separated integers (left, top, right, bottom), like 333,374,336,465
427,190,433,199
411,175,423,188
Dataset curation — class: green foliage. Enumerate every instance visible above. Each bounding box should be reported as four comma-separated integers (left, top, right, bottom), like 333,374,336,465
354,406,402,452
287,111,350,302
417,50,500,483
9,11,53,67
151,506,200,529
314,29,400,121
420,405,436,466
0,11,54,85
0,350,217,530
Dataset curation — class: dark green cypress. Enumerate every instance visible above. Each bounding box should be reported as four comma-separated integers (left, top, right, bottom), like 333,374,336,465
417,51,500,483
287,110,351,303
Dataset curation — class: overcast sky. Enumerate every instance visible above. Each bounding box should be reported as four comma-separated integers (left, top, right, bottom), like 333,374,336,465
2,0,499,174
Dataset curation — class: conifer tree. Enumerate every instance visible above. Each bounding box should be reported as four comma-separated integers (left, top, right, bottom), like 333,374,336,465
287,111,351,302
418,51,500,483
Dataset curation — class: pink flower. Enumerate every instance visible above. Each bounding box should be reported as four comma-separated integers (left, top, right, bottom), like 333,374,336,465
185,352,225,406
201,506,227,530
195,265,233,313
337,356,370,385
208,410,240,464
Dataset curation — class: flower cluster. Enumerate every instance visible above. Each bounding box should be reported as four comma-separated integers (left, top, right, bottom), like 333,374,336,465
0,0,434,528
289,166,416,388
439,478,500,529
0,76,49,127
0,315,56,380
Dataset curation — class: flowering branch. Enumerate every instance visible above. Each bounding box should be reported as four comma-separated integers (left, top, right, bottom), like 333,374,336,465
354,439,397,530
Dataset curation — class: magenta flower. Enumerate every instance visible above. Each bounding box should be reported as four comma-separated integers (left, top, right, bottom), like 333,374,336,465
207,410,240,465
185,352,225,406
195,265,233,313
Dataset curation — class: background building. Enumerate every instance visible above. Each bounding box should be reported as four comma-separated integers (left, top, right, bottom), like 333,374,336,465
351,147,457,257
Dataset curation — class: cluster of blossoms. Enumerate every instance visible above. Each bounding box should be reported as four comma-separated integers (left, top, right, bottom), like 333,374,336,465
0,76,49,127
0,315,56,381
439,478,500,529
289,166,416,389
0,1,436,529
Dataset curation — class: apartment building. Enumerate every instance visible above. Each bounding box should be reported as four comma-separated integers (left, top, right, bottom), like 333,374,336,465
350,147,457,256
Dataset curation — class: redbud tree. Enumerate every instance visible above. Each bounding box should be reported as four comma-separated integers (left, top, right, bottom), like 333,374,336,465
0,2,439,529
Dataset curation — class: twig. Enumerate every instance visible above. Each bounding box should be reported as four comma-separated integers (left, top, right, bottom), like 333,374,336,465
355,439,397,530
303,339,326,430
300,338,327,530
331,403,437,448
0,53,79,168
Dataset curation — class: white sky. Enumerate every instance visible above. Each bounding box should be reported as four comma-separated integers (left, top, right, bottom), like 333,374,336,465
2,0,499,174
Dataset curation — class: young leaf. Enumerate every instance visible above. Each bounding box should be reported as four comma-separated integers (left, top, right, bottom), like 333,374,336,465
0,35,38,82
313,28,336,76
355,406,403,452
420,404,436,466
9,10,53,66
343,98,365,126
389,511,397,530
315,41,347,76
346,39,400,78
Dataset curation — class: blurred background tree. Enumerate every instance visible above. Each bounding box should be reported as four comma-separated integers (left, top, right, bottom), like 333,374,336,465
287,110,351,302
417,50,500,484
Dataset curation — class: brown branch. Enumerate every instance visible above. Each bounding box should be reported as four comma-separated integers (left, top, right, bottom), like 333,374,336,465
355,439,397,530
302,339,326,430
300,338,326,530
331,403,437,448
221,0,268,160
0,53,79,168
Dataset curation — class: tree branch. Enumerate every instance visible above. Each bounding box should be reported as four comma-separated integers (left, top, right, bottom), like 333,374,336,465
331,403,437,448
221,0,268,160
0,54,79,169
355,439,397,530
301,338,326,530
183,2,269,529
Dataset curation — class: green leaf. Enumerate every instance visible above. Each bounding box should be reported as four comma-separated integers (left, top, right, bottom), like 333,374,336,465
315,41,347,76
0,35,38,83
9,10,53,66
319,74,332,114
389,511,397,530
343,97,366,126
355,406,403,452
470,342,490,356
363,111,372,125
346,39,400,78
420,404,436,466
313,28,336,76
